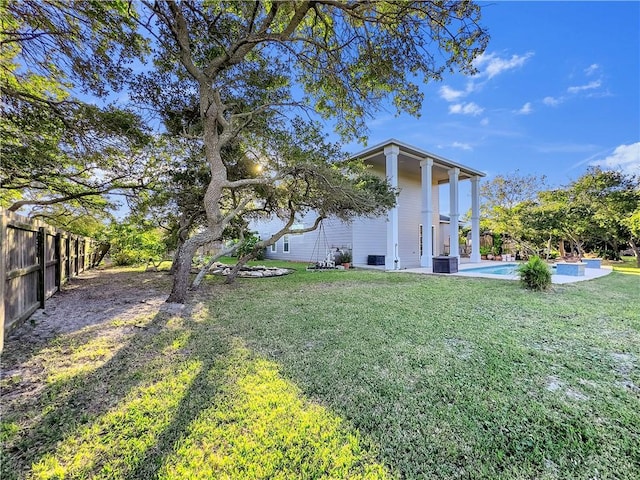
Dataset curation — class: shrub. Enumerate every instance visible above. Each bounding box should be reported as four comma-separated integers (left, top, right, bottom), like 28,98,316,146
108,222,167,266
597,248,620,261
111,249,139,266
518,256,552,291
236,232,266,260
492,233,503,255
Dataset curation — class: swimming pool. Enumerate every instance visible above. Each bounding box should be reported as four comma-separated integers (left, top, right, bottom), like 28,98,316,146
461,263,520,275
461,263,558,276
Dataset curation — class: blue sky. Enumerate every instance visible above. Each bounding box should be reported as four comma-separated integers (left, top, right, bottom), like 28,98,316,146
337,1,640,213
101,2,638,217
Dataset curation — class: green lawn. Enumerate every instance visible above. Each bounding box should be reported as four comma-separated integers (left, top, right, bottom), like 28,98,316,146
609,255,640,275
2,262,639,479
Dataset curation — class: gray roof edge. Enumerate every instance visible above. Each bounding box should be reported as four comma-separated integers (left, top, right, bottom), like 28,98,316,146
351,138,487,177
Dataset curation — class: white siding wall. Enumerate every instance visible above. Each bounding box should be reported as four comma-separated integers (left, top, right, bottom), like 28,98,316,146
352,216,386,265
398,171,422,268
394,171,443,268
251,213,353,263
352,163,387,266
249,160,449,267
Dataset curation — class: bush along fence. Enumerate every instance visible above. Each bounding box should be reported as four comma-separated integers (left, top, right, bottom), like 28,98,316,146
0,209,104,351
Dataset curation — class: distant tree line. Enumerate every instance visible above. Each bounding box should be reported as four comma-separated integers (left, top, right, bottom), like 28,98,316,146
478,169,640,266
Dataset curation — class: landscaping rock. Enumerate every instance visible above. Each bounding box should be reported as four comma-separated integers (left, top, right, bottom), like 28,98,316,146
207,262,293,278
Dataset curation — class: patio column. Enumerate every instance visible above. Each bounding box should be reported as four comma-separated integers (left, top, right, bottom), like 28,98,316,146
420,158,433,268
448,167,460,260
384,144,400,269
470,176,481,263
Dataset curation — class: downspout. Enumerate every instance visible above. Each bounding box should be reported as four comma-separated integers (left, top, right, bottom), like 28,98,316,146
394,242,399,269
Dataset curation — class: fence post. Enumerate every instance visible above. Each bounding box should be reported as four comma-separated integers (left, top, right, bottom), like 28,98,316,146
89,239,94,268
75,237,79,275
84,238,89,271
38,227,46,309
0,210,6,352
55,232,62,290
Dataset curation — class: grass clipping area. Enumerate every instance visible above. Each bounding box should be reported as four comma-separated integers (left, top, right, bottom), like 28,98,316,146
1,261,639,479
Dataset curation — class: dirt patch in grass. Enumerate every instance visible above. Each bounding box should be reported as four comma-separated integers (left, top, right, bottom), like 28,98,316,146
1,268,171,409
7,268,169,340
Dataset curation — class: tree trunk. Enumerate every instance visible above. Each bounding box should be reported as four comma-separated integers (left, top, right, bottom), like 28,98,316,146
166,231,211,303
166,244,196,303
95,242,111,265
169,240,183,276
225,253,254,284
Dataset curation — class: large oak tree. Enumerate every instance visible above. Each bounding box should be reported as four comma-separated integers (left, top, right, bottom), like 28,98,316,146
130,1,488,302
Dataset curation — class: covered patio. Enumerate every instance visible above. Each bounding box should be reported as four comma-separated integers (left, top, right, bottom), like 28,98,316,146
354,139,485,271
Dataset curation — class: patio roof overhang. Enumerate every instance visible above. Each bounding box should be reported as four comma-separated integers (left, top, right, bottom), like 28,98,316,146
351,138,486,183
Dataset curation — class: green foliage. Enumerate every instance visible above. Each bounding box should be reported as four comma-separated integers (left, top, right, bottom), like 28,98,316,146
518,256,552,291
535,168,640,256
479,245,492,256
480,171,547,235
0,0,152,225
492,233,503,255
478,168,640,262
107,222,166,266
340,250,352,264
596,248,620,261
236,232,266,260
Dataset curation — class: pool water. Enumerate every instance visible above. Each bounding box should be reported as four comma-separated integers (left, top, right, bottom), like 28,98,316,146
462,263,557,276
462,264,519,275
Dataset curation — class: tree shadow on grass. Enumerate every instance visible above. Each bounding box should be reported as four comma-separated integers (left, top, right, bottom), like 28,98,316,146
4,289,392,479
2,303,222,479
126,327,391,479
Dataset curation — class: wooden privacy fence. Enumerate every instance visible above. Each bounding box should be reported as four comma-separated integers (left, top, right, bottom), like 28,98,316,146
1,209,100,349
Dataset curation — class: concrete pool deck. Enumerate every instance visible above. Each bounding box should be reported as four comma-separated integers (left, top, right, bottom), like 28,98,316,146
395,260,613,284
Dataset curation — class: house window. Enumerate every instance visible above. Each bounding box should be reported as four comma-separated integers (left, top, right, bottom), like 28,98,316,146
270,237,277,253
283,234,290,253
419,224,423,257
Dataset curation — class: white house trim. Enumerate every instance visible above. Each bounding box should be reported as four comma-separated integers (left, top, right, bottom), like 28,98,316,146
420,158,434,268
448,167,460,259
384,144,400,270
355,138,485,178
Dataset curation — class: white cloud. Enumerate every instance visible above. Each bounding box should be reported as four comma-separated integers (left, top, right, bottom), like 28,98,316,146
439,82,476,102
480,117,490,126
543,96,562,106
439,85,466,102
452,141,472,151
585,64,600,76
449,102,484,116
567,80,602,94
473,51,534,79
516,102,533,115
590,142,640,175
